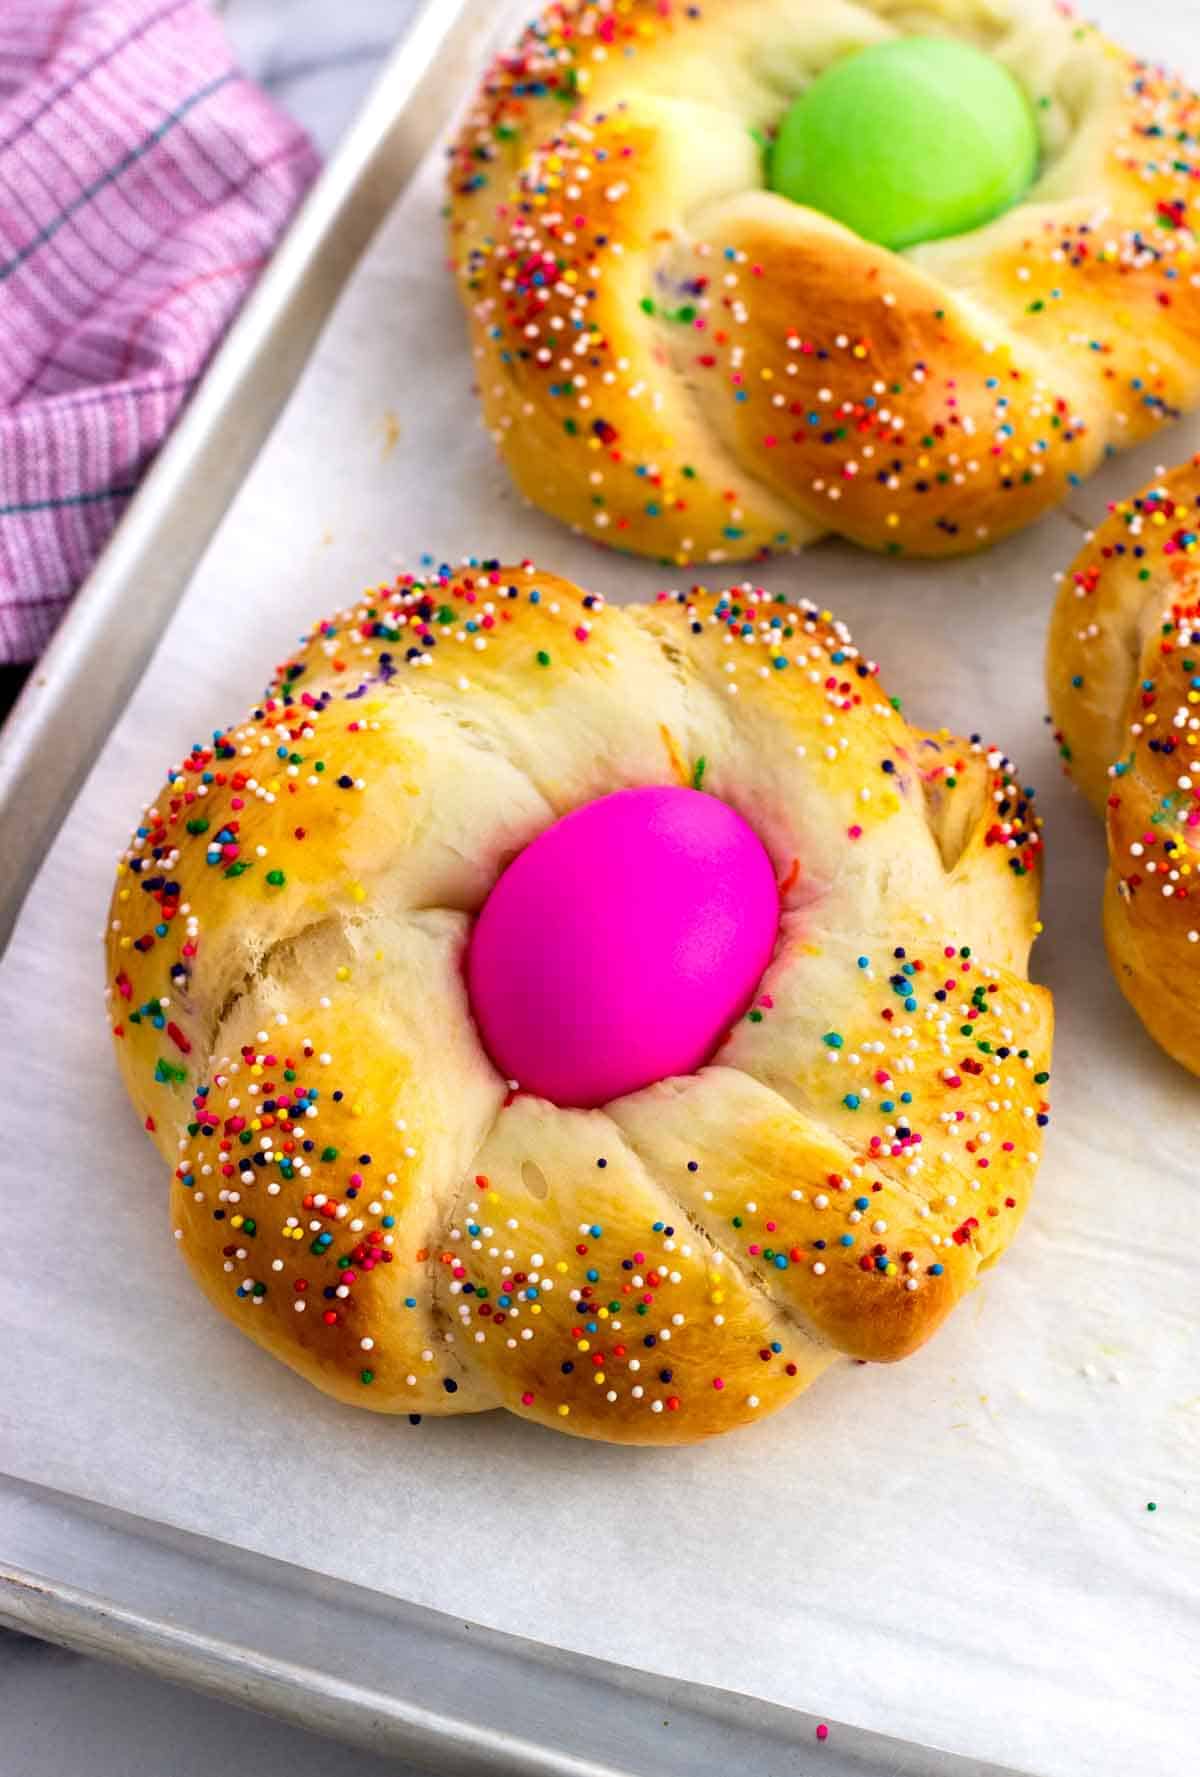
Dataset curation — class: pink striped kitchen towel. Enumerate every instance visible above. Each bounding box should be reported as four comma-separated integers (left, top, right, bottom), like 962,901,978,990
0,0,320,664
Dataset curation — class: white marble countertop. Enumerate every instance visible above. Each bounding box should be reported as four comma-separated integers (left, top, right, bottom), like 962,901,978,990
217,0,419,157
2,3,433,1771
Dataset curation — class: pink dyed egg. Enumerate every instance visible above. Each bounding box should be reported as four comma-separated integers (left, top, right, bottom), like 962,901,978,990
467,786,779,1108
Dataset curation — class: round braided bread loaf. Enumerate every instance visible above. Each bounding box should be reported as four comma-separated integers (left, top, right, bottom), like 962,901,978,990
107,563,1053,1443
448,0,1200,565
1047,455,1200,1074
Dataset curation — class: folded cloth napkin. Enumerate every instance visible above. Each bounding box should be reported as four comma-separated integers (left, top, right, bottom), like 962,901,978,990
0,0,320,665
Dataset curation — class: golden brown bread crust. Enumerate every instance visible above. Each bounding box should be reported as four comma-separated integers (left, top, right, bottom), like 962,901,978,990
107,562,1052,1443
1047,455,1200,1074
447,0,1200,564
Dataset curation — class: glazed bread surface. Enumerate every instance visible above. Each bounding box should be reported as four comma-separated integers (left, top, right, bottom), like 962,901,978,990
108,563,1053,1443
1047,455,1200,1074
448,0,1200,564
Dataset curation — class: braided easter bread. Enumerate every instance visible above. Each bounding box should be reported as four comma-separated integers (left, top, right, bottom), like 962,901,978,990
448,0,1200,566
1047,456,1200,1074
107,563,1052,1444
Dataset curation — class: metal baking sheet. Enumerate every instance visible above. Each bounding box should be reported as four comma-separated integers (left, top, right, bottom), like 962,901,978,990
0,1473,1019,1777
2,2,1198,1774
0,0,494,956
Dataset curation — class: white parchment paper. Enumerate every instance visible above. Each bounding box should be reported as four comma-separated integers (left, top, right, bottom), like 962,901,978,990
2,3,1198,1771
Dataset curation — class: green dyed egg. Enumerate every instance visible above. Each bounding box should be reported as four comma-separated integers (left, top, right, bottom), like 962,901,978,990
768,36,1039,252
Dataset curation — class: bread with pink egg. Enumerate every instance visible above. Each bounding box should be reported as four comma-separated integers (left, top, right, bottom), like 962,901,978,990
107,562,1052,1443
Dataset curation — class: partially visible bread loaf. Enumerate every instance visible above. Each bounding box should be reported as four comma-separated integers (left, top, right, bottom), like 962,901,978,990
449,0,1200,564
1047,455,1200,1072
107,563,1052,1442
